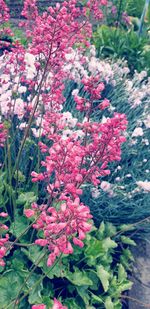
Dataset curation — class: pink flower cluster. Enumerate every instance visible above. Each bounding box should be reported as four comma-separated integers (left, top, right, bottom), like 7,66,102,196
0,123,7,147
25,107,127,266
0,0,10,24
25,198,92,267
32,298,67,309
0,234,9,267
84,0,107,20
73,74,111,112
21,0,38,20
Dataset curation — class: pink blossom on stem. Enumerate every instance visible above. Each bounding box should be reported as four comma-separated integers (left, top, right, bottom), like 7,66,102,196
32,305,46,309
0,0,10,24
52,298,67,309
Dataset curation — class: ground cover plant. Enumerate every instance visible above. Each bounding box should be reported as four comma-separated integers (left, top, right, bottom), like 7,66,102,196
0,0,149,308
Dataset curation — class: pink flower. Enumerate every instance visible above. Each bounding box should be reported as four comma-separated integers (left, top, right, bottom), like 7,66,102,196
32,305,46,309
0,123,7,147
0,212,8,217
52,298,67,309
0,247,7,259
99,99,110,110
24,209,35,218
73,237,84,248
35,239,48,246
0,259,5,267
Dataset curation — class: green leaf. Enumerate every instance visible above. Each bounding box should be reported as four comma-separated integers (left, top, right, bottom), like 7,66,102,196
98,221,105,238
42,296,53,307
64,298,81,309
85,238,104,259
105,223,117,237
113,300,122,309
118,264,127,282
96,265,110,292
120,255,131,270
26,273,43,304
91,292,103,304
102,237,118,251
87,271,99,291
76,286,90,305
66,267,93,286
104,297,114,309
121,236,136,246
0,270,24,308
119,224,135,232
117,280,133,293
123,248,134,261
17,191,36,206
21,246,45,267
10,217,29,238
42,259,67,279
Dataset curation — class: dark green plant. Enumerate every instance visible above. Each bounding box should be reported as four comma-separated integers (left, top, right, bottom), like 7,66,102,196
126,0,145,18
0,220,135,308
93,25,150,74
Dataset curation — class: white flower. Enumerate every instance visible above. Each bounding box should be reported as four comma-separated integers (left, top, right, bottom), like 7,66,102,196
89,45,96,57
91,187,100,199
18,86,27,94
144,115,150,129
72,89,79,96
31,128,41,138
142,138,149,146
136,181,150,192
132,127,144,137
100,181,112,192
19,122,27,130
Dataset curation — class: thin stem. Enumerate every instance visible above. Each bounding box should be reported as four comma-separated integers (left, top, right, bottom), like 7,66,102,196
13,250,47,309
113,216,150,238
5,253,63,309
7,241,35,247
121,295,150,308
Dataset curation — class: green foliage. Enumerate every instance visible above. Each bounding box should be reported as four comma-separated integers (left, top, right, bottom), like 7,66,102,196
126,0,145,18
93,25,150,74
0,221,134,308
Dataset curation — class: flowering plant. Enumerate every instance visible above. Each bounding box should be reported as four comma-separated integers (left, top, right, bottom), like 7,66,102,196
63,46,150,227
0,0,133,307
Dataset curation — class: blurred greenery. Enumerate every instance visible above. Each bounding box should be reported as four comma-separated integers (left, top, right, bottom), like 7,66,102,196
93,25,150,75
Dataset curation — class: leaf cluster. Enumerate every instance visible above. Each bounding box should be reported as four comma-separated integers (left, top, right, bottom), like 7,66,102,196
0,219,135,308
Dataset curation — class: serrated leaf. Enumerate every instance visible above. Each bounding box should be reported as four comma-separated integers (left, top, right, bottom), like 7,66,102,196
26,273,43,304
66,267,93,286
10,217,29,238
120,255,131,270
118,264,127,282
91,292,103,304
17,192,36,206
102,237,118,251
85,238,104,259
87,271,99,291
76,286,90,305
105,223,117,237
21,246,44,267
98,221,105,238
121,236,136,246
43,260,67,279
119,224,135,232
117,280,133,293
63,298,81,309
104,297,114,309
96,265,110,292
123,248,134,261
0,270,24,308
